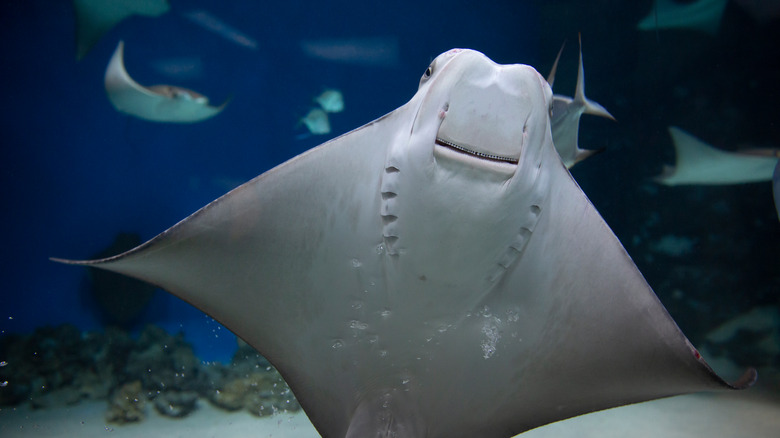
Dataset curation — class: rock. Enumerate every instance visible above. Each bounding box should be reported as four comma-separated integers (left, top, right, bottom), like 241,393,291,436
0,323,304,417
106,380,146,424
29,386,84,409
153,390,199,417
0,324,103,407
207,376,250,411
74,369,112,400
206,371,300,416
125,325,200,393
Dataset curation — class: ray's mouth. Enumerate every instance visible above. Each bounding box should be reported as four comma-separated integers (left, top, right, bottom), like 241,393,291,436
434,138,519,165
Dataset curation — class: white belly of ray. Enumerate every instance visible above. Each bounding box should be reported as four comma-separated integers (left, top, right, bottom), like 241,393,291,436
55,48,753,438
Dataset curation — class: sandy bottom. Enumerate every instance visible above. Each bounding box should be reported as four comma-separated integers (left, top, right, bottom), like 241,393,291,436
0,400,315,438
1,391,778,437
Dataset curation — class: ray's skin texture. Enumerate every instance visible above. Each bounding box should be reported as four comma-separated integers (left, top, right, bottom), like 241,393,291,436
104,41,229,123
55,49,754,438
656,126,779,186
73,0,170,60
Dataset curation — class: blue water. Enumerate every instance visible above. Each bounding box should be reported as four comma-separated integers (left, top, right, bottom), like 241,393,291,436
0,0,777,367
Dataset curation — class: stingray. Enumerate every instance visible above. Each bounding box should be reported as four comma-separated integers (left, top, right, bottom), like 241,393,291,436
299,107,331,135
637,0,727,36
655,126,780,186
104,41,229,123
547,37,614,168
315,89,345,113
54,49,754,438
73,0,170,60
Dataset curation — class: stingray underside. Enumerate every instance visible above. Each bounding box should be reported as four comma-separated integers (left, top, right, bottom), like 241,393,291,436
55,99,754,438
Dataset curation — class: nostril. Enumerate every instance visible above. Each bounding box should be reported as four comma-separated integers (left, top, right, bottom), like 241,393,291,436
439,103,449,120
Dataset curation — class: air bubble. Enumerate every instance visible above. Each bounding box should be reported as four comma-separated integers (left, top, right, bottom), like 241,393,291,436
349,320,368,330
481,322,500,359
332,340,344,349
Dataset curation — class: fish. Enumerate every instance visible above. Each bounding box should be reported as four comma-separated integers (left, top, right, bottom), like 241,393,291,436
637,0,728,36
299,107,331,135
104,41,229,123
73,0,170,60
54,49,755,438
655,126,780,186
548,36,614,168
315,89,345,113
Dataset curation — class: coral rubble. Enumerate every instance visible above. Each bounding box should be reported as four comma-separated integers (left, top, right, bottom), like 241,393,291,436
106,380,146,423
0,324,300,423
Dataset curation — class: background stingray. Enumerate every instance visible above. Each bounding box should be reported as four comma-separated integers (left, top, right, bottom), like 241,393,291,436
547,37,614,168
656,126,779,185
73,0,170,60
637,0,727,35
104,41,229,123
55,49,753,438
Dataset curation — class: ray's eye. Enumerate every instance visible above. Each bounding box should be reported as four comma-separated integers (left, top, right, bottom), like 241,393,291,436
420,61,435,86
